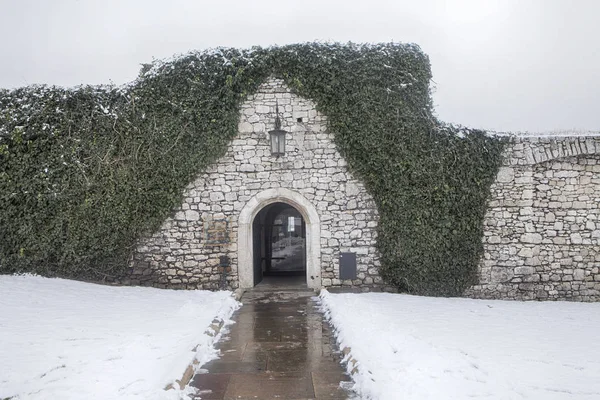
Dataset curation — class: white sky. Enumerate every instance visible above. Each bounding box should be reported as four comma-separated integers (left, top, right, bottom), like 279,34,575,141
0,0,598,133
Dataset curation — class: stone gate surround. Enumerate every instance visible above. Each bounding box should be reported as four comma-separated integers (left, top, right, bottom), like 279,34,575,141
237,188,321,289
127,77,383,291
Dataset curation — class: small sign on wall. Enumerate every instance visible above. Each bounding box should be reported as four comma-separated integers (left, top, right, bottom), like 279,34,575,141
340,252,357,280
204,217,230,246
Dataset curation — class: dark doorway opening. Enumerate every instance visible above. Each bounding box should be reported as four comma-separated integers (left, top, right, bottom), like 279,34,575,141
252,202,307,287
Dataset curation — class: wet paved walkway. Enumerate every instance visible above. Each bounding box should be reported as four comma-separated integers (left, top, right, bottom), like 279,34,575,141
189,284,353,399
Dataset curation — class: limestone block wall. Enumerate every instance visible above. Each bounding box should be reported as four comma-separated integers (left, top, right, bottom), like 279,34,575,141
468,136,600,301
126,77,382,290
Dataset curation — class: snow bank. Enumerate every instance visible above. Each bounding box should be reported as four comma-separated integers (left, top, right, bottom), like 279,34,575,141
0,275,239,400
320,290,600,400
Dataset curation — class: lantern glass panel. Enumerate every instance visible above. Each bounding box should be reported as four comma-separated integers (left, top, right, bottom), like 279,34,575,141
270,132,278,154
277,132,286,154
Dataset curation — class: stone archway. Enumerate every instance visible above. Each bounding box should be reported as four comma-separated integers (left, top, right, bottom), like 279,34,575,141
238,188,321,289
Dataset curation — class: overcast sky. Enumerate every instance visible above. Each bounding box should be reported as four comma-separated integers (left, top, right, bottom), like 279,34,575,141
1,0,598,133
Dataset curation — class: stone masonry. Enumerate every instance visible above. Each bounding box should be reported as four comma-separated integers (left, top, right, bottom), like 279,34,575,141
467,136,600,301
127,77,382,290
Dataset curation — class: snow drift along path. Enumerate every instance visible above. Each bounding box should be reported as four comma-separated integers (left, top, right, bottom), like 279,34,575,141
0,275,239,400
320,290,600,400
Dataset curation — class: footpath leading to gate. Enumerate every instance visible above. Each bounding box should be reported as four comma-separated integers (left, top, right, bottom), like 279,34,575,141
188,284,355,399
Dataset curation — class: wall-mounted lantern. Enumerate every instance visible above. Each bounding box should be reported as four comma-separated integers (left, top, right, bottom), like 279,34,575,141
269,101,286,157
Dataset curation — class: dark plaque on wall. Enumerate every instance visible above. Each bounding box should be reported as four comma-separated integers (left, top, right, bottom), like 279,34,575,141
204,217,230,246
339,252,357,280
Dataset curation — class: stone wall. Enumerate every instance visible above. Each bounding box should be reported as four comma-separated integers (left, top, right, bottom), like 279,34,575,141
124,76,600,300
126,77,383,290
468,136,600,301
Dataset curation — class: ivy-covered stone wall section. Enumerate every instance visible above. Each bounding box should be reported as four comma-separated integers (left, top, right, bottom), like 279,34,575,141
2,43,505,296
467,136,600,301
125,78,382,290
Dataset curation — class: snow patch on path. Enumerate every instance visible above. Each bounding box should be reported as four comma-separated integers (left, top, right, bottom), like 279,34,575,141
320,290,600,400
0,275,239,400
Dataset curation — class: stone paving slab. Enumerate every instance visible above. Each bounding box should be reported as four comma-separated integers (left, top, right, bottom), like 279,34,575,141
189,290,354,399
224,372,315,399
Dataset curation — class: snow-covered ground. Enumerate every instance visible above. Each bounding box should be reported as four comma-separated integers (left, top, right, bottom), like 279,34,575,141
320,290,600,400
0,275,238,400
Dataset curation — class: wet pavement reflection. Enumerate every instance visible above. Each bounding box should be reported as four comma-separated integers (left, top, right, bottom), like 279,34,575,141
189,289,354,399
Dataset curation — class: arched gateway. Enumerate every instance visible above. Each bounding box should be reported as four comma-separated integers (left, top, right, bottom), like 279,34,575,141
238,188,321,289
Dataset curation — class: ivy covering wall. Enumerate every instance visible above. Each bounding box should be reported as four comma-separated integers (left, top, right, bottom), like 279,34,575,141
0,43,506,296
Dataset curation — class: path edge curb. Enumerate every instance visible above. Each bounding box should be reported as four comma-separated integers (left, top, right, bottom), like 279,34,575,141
164,290,242,392
163,317,226,391
318,288,360,377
